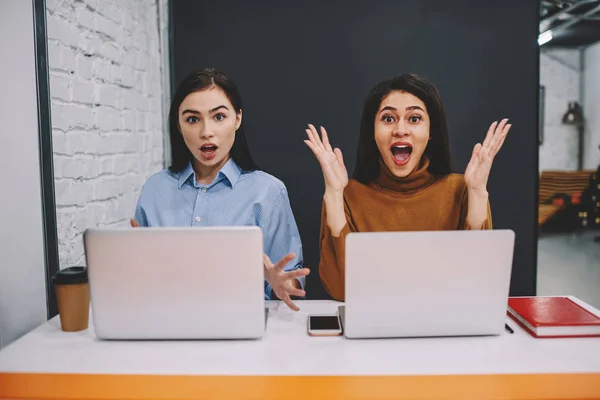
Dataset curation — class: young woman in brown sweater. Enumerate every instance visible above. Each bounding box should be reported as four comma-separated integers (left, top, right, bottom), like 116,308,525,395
304,73,511,301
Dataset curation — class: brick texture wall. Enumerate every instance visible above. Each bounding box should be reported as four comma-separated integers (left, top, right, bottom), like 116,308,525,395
46,0,166,268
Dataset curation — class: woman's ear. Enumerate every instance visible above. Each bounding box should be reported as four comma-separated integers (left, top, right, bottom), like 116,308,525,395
235,109,243,131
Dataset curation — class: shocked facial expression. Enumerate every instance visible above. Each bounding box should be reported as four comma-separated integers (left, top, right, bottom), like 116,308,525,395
374,91,430,177
178,87,241,170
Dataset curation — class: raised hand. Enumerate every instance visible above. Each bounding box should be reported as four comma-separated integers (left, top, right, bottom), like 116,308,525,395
304,124,348,194
464,118,511,193
263,253,309,311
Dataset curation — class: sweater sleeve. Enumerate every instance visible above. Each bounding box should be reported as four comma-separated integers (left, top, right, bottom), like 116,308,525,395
459,188,493,230
318,198,357,301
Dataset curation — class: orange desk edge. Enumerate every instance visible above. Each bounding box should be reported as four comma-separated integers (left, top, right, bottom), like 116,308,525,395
1,372,600,400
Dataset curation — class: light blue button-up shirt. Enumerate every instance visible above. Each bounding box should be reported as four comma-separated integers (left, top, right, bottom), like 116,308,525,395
134,159,305,299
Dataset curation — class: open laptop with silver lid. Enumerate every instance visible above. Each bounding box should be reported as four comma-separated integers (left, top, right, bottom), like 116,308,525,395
339,229,515,338
83,226,265,340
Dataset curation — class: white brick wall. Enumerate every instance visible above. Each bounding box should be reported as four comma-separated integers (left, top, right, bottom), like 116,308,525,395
539,49,581,171
157,0,171,165
47,0,165,268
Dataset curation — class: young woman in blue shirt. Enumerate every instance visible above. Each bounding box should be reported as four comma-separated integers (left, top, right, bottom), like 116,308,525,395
132,68,309,311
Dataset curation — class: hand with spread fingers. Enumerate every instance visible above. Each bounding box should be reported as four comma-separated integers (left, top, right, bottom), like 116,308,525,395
464,118,511,193
304,124,349,236
464,118,511,230
263,253,309,311
304,124,348,194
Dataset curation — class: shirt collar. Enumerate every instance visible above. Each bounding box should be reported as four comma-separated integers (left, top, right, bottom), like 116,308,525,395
178,158,242,189
178,162,195,189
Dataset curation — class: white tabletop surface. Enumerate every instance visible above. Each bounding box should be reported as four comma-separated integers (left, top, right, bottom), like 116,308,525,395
1,298,599,376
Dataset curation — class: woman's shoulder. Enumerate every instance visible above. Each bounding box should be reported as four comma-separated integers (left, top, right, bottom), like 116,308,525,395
239,170,288,193
435,173,467,191
438,172,466,183
346,178,368,192
136,169,179,204
343,178,378,202
142,168,179,187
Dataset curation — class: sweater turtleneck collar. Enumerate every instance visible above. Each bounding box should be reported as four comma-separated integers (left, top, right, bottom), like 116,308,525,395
374,155,436,193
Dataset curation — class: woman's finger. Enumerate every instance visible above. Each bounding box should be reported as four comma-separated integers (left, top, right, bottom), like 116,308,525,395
490,124,510,158
469,143,481,164
275,253,296,270
465,143,481,177
321,126,333,152
305,129,320,152
495,118,509,137
304,134,329,165
334,148,345,169
288,287,306,298
308,124,325,152
284,268,310,280
307,142,340,184
281,293,299,311
478,145,492,162
491,123,510,153
481,121,498,149
304,139,321,158
488,119,508,151
130,219,139,228
263,253,274,268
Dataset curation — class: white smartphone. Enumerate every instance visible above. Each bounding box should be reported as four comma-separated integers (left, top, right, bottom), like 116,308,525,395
307,314,342,336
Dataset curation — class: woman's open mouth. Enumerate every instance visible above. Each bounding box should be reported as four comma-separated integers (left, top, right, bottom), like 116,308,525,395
200,144,218,160
390,142,413,166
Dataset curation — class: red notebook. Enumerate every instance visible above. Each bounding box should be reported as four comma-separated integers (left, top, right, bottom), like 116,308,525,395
507,296,600,338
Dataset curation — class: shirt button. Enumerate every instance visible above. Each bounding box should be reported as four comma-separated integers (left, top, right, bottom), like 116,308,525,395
195,216,201,222
201,187,207,193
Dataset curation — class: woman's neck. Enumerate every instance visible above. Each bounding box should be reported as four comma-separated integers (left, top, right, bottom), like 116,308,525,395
374,155,436,193
192,155,231,185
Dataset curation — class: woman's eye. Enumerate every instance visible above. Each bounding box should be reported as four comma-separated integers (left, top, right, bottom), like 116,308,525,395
382,115,395,123
409,115,422,123
215,113,226,121
186,116,199,123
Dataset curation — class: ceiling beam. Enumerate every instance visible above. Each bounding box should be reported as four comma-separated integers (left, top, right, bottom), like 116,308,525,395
544,3,600,35
540,0,599,32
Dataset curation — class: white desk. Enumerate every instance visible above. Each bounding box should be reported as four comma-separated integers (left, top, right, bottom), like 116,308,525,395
1,298,600,399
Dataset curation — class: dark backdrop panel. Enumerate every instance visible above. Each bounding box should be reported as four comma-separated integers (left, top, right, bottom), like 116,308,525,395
172,0,539,299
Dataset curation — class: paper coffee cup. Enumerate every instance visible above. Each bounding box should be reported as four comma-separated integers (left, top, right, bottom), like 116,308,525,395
53,266,90,332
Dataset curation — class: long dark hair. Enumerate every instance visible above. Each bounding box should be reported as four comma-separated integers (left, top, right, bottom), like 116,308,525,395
168,68,258,173
353,73,454,184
